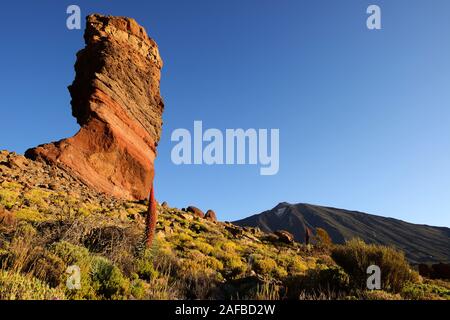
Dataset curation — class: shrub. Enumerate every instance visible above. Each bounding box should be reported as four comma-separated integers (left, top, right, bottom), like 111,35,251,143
276,252,308,275
91,257,130,299
220,253,246,278
0,188,19,210
130,278,147,299
14,208,46,222
255,281,281,300
177,257,220,299
316,228,333,249
50,241,96,299
251,256,286,278
331,239,416,292
0,270,65,300
283,266,350,300
50,241,91,267
360,290,402,300
191,240,214,255
419,263,450,280
401,281,450,300
2,222,37,272
23,188,51,209
135,250,159,281
24,247,66,288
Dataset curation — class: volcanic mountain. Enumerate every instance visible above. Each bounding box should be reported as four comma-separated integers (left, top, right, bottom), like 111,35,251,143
233,202,450,264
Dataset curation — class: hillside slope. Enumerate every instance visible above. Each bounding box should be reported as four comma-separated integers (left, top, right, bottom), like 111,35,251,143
1,151,449,300
234,202,450,264
0,151,329,299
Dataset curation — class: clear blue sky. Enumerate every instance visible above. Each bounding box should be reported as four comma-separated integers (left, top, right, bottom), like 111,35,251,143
0,1,449,226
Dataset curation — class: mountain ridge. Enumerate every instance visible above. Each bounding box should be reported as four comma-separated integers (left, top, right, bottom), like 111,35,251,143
233,202,450,264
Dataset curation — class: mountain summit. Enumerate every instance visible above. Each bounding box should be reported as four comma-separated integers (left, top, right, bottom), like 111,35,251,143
234,202,450,264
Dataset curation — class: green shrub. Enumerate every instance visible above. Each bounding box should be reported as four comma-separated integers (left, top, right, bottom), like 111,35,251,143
220,253,247,278
401,281,450,300
130,279,147,299
252,256,286,278
0,189,19,210
25,248,66,288
23,188,51,209
14,208,46,222
191,240,214,255
0,270,65,300
91,257,130,299
283,266,350,300
331,239,416,292
360,290,402,300
314,266,350,290
135,250,159,281
50,241,96,299
276,253,308,275
50,241,91,267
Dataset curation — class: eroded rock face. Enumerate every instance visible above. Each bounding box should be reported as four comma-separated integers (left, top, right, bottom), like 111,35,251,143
186,206,205,218
25,14,164,200
205,209,217,222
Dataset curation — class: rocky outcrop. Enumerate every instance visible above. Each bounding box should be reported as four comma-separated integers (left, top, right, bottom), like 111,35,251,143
205,210,217,222
274,230,295,244
25,14,164,200
185,206,205,218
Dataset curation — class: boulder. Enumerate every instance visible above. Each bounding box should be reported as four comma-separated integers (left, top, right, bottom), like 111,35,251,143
225,224,244,238
186,206,204,218
7,154,28,169
180,213,194,221
274,230,295,244
25,14,164,201
204,209,217,222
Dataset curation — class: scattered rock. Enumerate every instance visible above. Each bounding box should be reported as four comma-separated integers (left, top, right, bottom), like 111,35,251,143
7,154,28,169
204,209,217,222
225,224,244,238
48,182,59,191
25,14,164,201
274,230,295,244
264,233,280,243
181,213,194,221
119,210,129,222
164,225,173,234
186,206,204,218
161,201,169,208
243,233,261,243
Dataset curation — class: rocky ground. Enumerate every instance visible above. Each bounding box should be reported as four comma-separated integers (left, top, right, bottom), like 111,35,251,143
1,150,449,300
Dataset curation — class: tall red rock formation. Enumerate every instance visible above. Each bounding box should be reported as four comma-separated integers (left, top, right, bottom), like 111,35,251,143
25,14,164,200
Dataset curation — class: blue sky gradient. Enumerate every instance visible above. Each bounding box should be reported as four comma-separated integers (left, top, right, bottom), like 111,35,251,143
0,1,449,226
